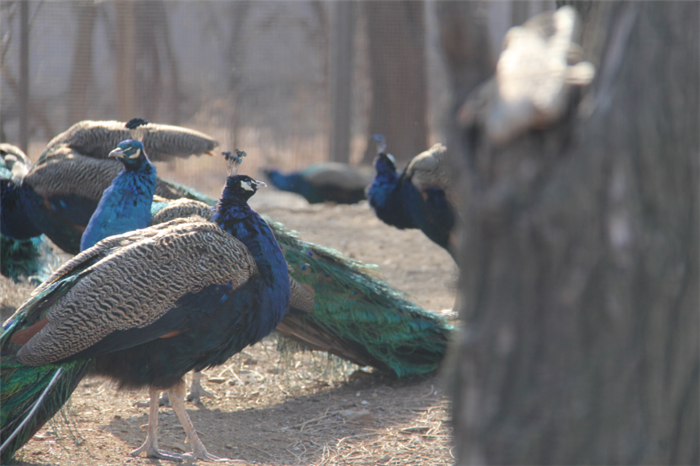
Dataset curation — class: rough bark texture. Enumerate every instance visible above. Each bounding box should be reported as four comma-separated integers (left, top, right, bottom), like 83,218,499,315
448,2,698,464
361,1,428,165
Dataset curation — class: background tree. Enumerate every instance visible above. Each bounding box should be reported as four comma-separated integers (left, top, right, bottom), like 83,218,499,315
361,0,428,165
446,2,698,464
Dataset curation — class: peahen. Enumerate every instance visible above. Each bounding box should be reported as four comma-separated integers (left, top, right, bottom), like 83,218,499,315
0,144,60,282
262,162,374,204
367,135,457,260
0,151,289,462
0,119,218,254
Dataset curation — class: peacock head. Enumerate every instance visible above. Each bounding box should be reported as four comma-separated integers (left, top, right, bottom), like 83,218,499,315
108,139,149,170
228,175,266,202
371,134,397,171
222,150,266,201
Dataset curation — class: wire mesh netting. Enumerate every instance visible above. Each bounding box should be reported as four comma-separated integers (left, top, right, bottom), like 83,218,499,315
1,0,553,200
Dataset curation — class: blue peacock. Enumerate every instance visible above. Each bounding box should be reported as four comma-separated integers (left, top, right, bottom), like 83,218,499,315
0,144,60,283
2,120,452,379
82,138,451,379
367,134,457,260
0,118,218,255
262,162,374,204
1,150,289,462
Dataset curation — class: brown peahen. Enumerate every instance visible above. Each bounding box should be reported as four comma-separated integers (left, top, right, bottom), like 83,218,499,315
1,151,290,462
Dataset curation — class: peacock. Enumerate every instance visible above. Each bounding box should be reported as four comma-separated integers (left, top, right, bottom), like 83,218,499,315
0,144,60,283
0,151,289,462
87,140,450,379
0,119,219,254
367,134,457,260
262,162,374,204
3,120,452,379
81,142,313,405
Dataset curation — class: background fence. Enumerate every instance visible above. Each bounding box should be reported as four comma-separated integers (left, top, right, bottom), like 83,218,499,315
1,0,553,197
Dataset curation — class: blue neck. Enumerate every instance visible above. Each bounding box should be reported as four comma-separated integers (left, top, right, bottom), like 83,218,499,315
212,179,290,318
80,162,157,251
368,158,401,208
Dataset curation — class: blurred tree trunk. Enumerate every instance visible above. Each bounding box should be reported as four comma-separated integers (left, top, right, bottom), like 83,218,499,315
448,2,698,464
115,1,135,121
227,1,251,146
328,1,355,163
360,1,428,165
67,1,96,126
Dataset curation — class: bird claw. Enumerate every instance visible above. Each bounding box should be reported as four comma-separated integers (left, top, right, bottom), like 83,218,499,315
130,443,184,462
186,387,214,404
187,375,214,404
181,449,241,463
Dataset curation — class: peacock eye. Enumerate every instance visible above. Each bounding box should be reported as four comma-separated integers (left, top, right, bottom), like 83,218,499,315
130,148,141,159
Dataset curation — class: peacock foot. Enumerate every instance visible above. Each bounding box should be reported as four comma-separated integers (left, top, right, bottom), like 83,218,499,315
181,446,239,463
130,441,184,462
186,371,214,404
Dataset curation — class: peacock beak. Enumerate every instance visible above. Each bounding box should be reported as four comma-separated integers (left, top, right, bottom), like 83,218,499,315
253,180,267,188
108,147,126,159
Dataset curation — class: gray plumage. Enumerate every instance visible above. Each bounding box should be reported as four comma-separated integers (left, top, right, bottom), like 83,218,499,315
45,120,218,161
17,218,256,367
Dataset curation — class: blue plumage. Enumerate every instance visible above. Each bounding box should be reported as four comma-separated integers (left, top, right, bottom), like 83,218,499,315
1,144,61,282
263,162,372,204
367,135,456,259
1,151,290,461
80,140,156,251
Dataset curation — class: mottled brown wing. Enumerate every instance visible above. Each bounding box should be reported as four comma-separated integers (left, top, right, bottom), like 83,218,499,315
150,199,214,225
44,120,218,161
17,219,256,366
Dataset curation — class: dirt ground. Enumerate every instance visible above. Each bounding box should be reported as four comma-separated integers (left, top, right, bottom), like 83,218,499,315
1,191,458,466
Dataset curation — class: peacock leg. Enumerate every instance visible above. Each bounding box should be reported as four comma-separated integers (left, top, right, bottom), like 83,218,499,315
186,371,214,404
131,386,184,461
168,380,238,462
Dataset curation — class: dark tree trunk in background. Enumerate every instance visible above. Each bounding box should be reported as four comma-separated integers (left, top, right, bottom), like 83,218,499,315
227,1,251,146
115,1,135,121
19,0,29,154
328,1,355,163
67,1,96,125
448,2,698,464
361,1,428,165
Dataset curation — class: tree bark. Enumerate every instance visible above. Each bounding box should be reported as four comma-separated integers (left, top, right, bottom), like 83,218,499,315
448,2,698,464
114,1,135,121
67,1,97,125
360,1,428,165
328,1,355,163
